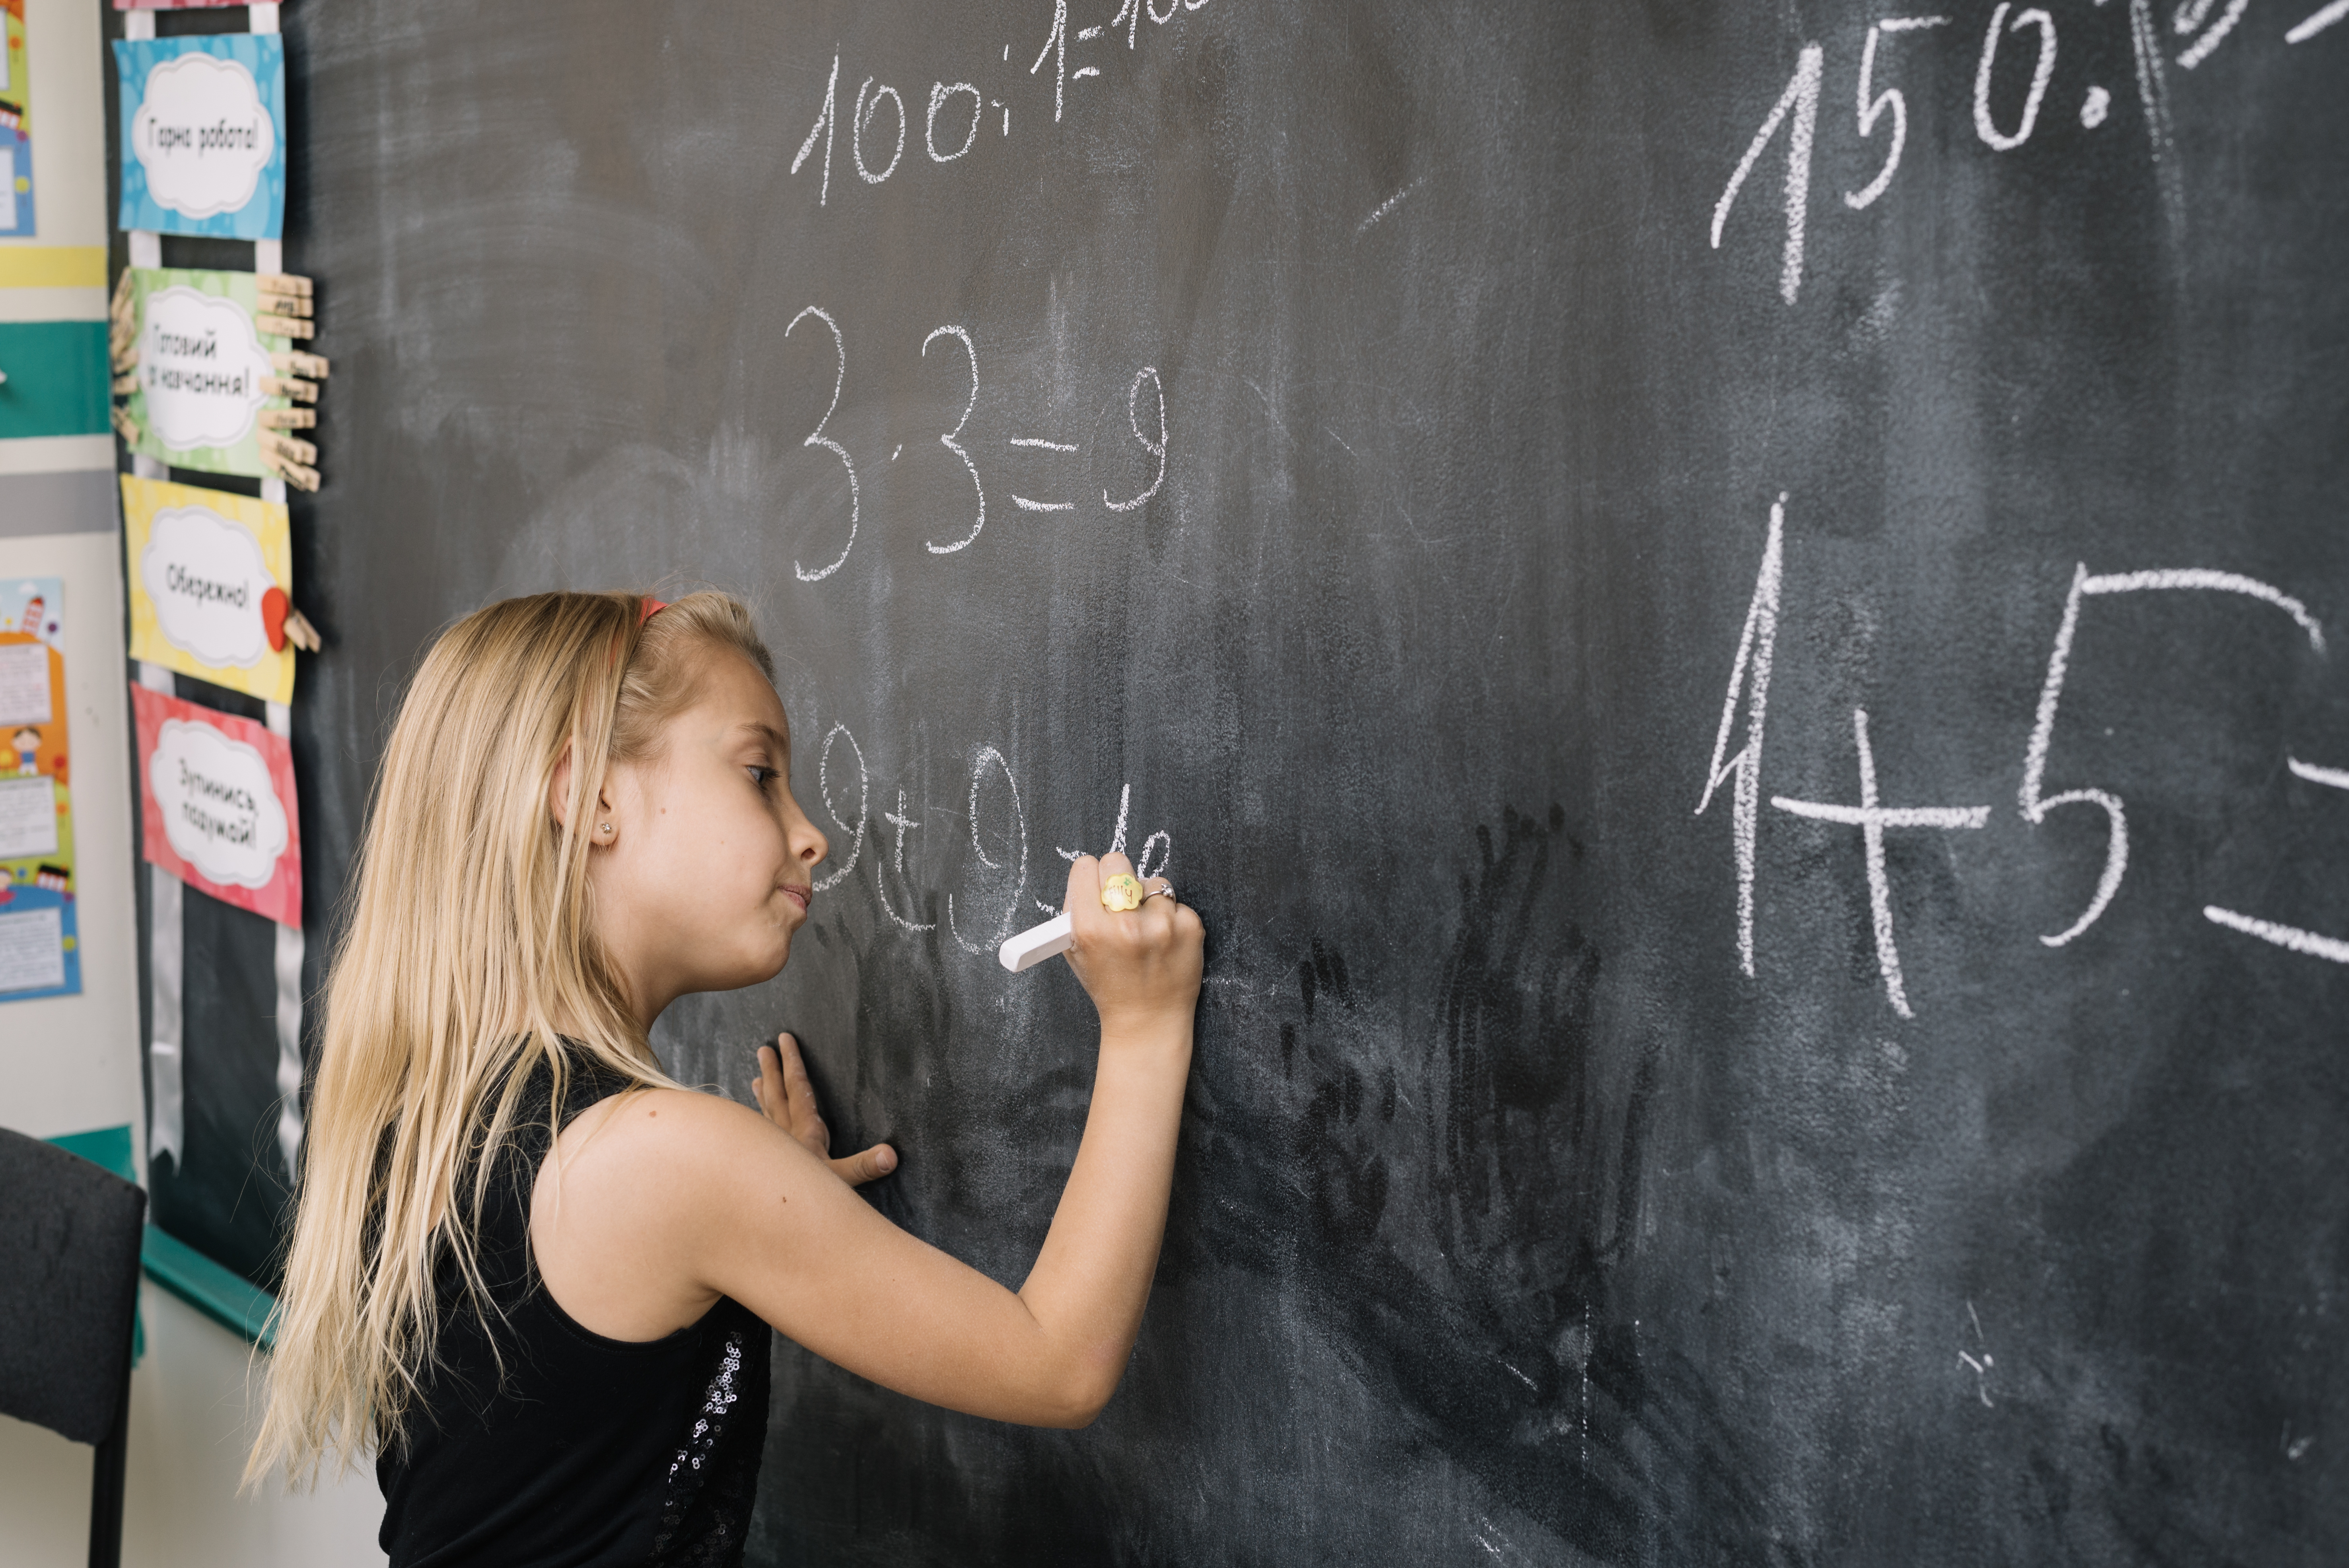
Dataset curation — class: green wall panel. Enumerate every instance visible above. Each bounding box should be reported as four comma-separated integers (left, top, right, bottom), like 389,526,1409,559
0,320,111,439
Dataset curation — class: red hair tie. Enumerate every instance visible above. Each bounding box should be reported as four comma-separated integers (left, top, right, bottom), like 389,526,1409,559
639,597,669,626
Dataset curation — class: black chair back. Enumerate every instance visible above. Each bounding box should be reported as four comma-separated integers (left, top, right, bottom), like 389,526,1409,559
0,1126,147,1568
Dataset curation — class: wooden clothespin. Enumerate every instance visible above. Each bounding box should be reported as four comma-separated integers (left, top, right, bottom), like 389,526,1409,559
261,374,318,403
259,407,315,431
260,586,323,653
259,429,317,466
260,451,321,492
253,310,315,340
271,349,330,380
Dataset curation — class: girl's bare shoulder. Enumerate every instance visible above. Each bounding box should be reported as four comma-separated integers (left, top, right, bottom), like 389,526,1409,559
558,1084,769,1171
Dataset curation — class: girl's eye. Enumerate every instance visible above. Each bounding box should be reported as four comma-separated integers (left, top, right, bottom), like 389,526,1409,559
748,766,779,791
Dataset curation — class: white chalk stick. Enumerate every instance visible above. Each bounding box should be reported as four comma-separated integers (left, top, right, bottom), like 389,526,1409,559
999,912,1074,973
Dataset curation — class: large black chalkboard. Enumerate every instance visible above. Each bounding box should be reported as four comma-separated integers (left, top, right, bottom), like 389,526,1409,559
183,0,2349,1559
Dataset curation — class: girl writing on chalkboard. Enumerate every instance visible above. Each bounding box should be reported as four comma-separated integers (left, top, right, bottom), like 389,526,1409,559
247,591,1203,1567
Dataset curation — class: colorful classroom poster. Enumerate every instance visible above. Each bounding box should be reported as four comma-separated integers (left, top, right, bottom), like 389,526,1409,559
123,475,297,704
113,35,285,240
1,0,33,237
0,579,78,1001
132,682,300,928
121,267,296,478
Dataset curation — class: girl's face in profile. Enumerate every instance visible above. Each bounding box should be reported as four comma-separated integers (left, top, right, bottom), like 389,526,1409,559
590,649,830,1022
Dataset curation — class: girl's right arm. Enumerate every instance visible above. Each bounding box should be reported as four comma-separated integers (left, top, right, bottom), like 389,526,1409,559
541,849,1202,1427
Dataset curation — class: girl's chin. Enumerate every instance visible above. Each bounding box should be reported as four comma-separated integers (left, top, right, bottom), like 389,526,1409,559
694,940,791,994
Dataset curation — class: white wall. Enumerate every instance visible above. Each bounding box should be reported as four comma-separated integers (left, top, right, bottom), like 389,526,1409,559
0,1284,388,1568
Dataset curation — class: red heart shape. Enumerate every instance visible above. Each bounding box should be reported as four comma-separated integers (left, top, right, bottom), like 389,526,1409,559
262,586,290,653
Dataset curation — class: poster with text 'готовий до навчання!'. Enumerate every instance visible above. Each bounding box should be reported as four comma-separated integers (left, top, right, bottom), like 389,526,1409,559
118,266,320,487
0,580,77,1002
112,33,284,240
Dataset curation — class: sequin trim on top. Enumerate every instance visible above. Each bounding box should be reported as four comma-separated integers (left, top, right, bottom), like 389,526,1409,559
650,1327,751,1564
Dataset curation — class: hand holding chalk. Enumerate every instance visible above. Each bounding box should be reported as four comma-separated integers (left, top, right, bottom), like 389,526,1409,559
999,911,1075,971
1003,851,1203,1046
998,874,1181,971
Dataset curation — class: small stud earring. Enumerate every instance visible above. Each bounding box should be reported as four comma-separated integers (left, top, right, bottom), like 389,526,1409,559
598,822,613,836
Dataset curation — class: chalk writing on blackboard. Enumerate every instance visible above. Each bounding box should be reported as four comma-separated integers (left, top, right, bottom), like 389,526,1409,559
786,306,858,582
873,788,936,934
1695,495,1784,979
852,77,906,184
920,326,984,552
1845,17,1949,212
1716,2,2341,301
1034,0,1213,122
1103,368,1166,512
793,0,1214,201
1958,1302,1997,1407
1771,709,1989,1020
1712,47,1819,305
2286,0,2349,45
1703,501,2335,1012
2020,566,2321,946
1971,5,2056,152
784,309,1169,574
946,745,1028,953
926,82,983,161
2203,756,2349,964
813,721,869,893
807,718,1168,960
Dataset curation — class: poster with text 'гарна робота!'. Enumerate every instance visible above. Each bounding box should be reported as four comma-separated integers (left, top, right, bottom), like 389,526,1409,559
113,33,284,240
0,579,77,1001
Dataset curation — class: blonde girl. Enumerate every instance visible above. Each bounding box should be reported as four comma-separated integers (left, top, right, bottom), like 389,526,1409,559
249,591,1203,1566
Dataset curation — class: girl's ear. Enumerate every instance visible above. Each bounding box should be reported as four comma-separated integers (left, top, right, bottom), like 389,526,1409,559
548,740,579,833
548,741,624,845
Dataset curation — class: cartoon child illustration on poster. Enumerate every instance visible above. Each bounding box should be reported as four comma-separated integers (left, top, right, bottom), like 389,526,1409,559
1,0,34,238
0,577,77,1001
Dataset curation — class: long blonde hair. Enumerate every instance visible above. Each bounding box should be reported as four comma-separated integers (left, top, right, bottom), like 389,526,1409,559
249,589,776,1488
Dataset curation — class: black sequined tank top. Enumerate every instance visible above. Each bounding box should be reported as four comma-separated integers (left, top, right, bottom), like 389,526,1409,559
376,1053,770,1567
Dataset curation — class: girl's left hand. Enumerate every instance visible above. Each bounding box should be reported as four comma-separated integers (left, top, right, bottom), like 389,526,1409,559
752,1032,897,1187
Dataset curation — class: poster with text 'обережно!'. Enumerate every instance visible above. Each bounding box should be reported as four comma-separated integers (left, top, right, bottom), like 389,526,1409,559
123,474,297,705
